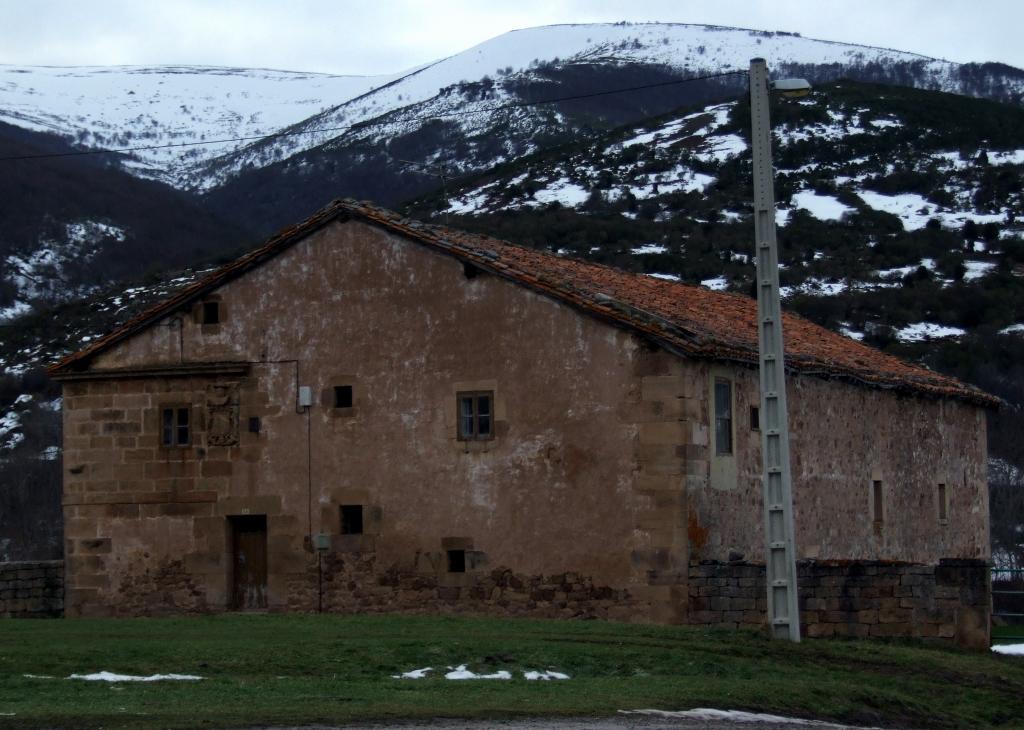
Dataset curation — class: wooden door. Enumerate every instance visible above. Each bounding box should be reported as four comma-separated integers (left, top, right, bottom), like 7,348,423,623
230,515,268,610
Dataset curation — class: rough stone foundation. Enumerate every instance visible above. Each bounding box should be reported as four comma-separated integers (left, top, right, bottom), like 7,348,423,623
0,561,64,617
688,558,991,649
287,555,643,621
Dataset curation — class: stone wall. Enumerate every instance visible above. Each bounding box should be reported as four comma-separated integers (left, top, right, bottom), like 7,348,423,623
687,559,991,649
0,561,63,617
286,553,643,621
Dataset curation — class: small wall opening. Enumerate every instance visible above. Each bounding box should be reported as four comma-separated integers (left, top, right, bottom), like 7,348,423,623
749,405,760,431
938,483,948,523
340,505,364,535
872,480,884,526
201,301,221,325
333,385,353,409
447,549,466,573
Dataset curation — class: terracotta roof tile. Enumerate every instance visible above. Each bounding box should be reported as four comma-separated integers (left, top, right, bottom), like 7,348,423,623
49,199,998,408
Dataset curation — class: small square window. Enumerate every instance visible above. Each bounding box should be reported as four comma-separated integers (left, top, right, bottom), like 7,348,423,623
201,301,220,325
457,391,493,441
750,405,760,431
340,505,363,535
334,385,353,409
161,406,191,447
447,549,466,573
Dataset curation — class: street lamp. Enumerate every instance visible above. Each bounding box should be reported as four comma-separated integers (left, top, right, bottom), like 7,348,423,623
749,58,810,642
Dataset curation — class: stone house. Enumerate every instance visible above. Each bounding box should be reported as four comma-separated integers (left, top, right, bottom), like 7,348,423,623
49,200,995,646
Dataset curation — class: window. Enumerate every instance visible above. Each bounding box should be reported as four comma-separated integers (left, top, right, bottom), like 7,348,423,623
447,549,466,573
340,505,363,535
872,480,884,525
937,483,948,522
201,301,220,325
714,378,733,455
161,407,190,447
333,385,353,409
750,405,760,431
457,391,493,440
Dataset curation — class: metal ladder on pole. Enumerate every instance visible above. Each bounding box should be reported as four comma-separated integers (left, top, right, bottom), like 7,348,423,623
749,58,801,641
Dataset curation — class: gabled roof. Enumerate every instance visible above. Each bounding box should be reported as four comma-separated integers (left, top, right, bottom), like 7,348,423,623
49,199,998,407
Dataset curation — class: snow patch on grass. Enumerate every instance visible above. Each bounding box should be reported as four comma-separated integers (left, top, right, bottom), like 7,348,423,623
621,708,861,727
701,276,728,291
443,665,512,680
992,644,1024,656
391,667,432,679
68,672,203,682
523,670,570,680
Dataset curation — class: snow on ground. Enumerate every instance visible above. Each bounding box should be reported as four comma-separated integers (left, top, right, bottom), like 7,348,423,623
791,191,855,221
999,323,1024,335
444,665,512,680
839,326,865,341
701,276,728,290
0,410,24,450
392,667,433,679
447,189,495,215
781,279,847,298
692,133,747,164
856,191,935,230
647,273,681,281
876,258,936,279
532,180,590,207
620,708,864,727
857,190,1007,232
523,670,570,680
895,322,966,342
0,300,32,321
631,243,667,255
992,644,1024,656
68,672,202,682
963,260,997,281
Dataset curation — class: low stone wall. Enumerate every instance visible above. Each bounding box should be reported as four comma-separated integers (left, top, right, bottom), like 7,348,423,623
688,559,990,648
0,561,64,618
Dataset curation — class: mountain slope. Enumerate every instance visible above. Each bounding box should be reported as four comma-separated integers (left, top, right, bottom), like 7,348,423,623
0,121,253,321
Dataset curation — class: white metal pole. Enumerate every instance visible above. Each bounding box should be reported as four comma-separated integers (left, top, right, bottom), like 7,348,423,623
749,57,801,642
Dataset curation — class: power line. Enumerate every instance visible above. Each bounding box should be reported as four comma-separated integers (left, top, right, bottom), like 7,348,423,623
0,69,747,164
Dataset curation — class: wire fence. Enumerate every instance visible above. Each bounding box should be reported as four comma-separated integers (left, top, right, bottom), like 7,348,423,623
993,567,1024,641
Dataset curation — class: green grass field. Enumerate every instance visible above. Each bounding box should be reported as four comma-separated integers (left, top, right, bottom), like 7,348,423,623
1,614,1023,729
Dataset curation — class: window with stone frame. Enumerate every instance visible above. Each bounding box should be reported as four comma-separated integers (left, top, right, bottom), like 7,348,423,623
457,391,493,441
160,405,191,447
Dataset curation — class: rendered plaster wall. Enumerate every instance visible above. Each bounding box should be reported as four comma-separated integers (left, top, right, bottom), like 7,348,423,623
61,220,688,620
686,362,989,566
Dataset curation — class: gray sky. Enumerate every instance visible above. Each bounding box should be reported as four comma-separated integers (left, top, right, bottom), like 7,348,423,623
1,0,1022,74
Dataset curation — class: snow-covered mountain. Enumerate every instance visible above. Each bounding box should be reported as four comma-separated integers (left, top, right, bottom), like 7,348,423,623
0,64,406,179
3,22,1023,192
